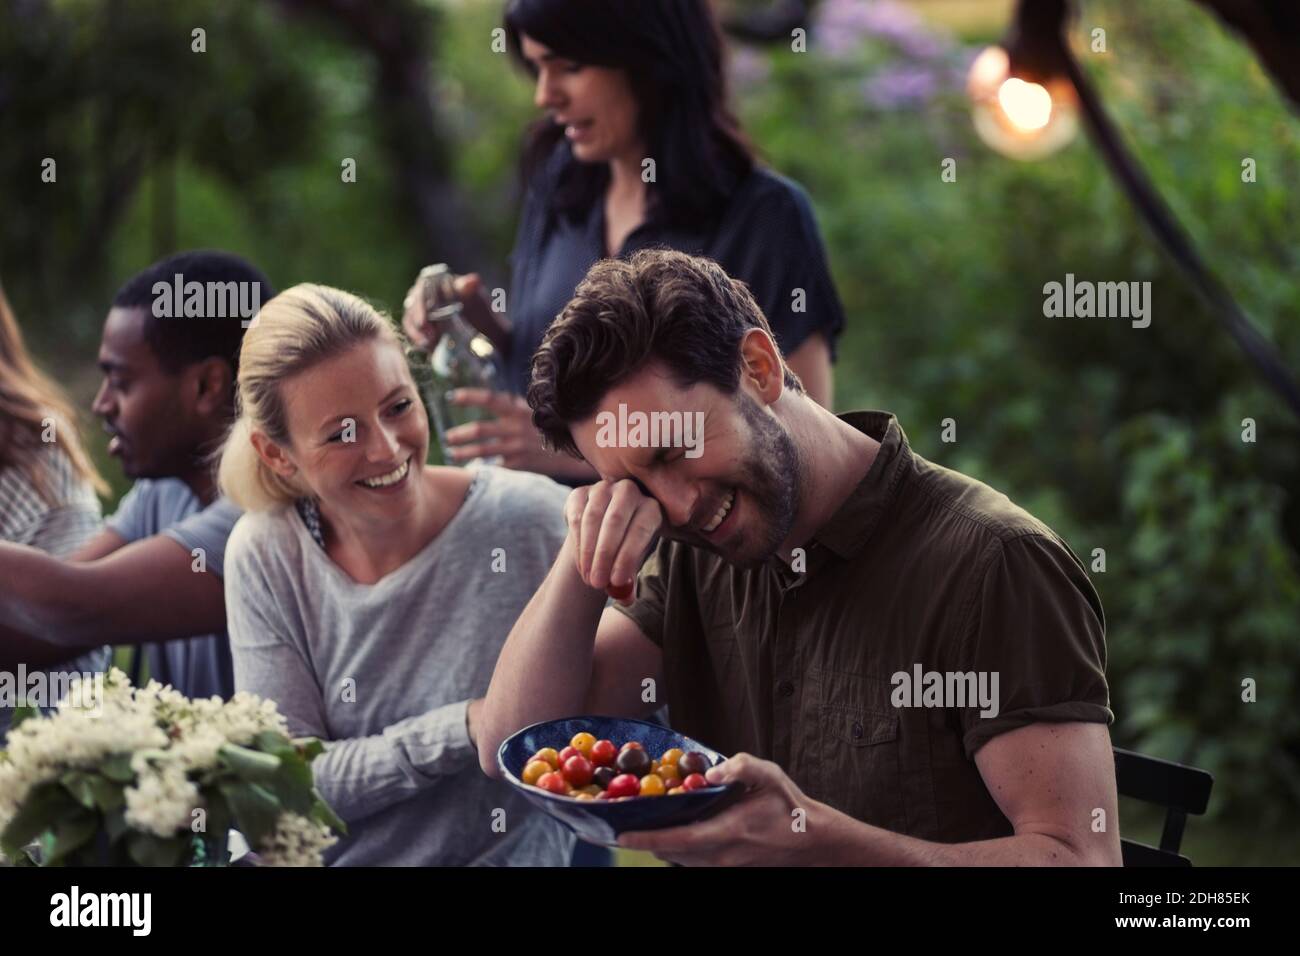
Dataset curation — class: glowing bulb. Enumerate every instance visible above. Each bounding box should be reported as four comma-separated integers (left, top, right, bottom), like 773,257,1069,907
967,45,1078,160
997,77,1052,131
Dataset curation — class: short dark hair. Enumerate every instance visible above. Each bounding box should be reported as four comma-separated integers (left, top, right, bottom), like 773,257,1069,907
528,248,800,458
503,0,756,229
111,250,276,374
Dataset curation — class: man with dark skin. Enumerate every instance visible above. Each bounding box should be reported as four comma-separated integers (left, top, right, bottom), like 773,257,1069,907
0,251,272,701
477,249,1121,866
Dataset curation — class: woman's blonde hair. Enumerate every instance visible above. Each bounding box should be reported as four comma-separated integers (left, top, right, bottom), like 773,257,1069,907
0,282,108,502
217,283,407,512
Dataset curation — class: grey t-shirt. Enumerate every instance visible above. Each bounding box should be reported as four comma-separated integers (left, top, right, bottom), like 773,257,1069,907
223,465,576,867
106,479,241,699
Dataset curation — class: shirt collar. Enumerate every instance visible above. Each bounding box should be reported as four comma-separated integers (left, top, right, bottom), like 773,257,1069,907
810,411,912,561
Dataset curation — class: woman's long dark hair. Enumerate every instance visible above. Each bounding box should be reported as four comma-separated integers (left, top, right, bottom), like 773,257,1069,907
504,0,758,229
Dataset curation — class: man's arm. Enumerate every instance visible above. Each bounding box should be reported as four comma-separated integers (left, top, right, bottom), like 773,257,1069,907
620,721,1122,866
477,480,665,776
0,535,226,663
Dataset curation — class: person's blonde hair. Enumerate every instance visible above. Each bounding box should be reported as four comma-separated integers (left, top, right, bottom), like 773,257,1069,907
0,282,108,502
217,283,407,512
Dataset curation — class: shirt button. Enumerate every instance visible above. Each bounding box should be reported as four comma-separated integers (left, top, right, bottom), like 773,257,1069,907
778,680,795,698
851,720,864,740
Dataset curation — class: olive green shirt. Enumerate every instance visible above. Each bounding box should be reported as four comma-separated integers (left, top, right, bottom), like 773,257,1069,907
615,411,1111,843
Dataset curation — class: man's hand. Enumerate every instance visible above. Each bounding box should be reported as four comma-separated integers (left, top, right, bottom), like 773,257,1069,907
618,754,819,866
565,478,663,604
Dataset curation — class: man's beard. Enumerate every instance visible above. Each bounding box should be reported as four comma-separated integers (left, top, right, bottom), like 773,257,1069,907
670,392,803,568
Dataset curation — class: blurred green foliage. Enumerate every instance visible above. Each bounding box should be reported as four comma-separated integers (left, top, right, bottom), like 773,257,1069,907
2,0,1297,845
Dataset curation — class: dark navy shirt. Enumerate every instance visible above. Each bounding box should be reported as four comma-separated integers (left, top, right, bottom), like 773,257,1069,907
503,143,847,396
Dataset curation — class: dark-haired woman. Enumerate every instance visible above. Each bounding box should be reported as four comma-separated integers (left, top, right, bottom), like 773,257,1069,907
404,0,846,481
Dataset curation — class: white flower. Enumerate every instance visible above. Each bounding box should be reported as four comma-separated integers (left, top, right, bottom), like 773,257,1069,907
124,766,201,838
258,812,337,867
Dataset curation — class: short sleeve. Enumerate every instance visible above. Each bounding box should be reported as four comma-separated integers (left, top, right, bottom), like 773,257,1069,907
956,534,1112,758
720,173,847,361
104,481,154,543
611,538,674,648
163,497,242,579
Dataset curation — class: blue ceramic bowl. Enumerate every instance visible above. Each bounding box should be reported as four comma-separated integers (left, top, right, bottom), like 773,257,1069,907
497,715,745,847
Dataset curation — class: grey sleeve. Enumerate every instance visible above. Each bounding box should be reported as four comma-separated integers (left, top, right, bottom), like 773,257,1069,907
225,525,479,825
104,482,153,543
163,497,242,578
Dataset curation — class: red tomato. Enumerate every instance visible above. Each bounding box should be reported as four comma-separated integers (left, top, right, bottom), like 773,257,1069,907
680,773,709,791
619,741,645,754
606,581,633,601
562,755,594,788
558,746,581,764
537,771,568,795
606,773,641,798
589,739,617,766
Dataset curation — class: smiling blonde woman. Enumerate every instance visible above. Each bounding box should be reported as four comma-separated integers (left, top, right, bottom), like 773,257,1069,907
217,284,574,865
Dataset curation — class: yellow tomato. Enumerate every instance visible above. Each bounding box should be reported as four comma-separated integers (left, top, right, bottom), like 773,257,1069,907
534,748,560,768
570,732,597,756
659,748,684,770
639,774,667,797
522,759,551,785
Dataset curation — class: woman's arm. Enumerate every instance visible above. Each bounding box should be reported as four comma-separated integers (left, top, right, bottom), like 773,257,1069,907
227,549,482,825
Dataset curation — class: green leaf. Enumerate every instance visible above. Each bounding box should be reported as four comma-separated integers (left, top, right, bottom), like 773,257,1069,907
101,753,135,783
202,790,232,842
254,730,296,757
126,831,187,867
311,797,346,837
42,811,99,865
88,775,126,813
59,771,98,810
104,806,130,844
293,737,325,761
0,782,80,850
218,780,282,847
218,743,282,782
271,755,315,815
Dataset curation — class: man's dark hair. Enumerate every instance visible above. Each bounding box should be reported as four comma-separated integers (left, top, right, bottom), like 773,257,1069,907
112,250,276,374
504,0,756,229
528,248,801,458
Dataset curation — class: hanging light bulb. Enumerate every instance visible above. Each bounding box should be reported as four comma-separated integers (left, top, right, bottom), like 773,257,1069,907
967,0,1081,161
968,44,1078,159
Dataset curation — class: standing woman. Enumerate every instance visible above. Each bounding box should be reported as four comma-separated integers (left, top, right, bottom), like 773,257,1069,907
404,0,845,479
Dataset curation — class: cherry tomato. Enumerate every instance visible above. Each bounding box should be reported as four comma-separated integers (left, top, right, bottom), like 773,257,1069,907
639,774,666,797
616,747,652,777
534,748,560,768
658,748,684,770
562,755,594,787
680,773,708,791
522,759,551,785
678,752,710,777
558,746,582,765
606,774,640,798
589,739,617,766
537,771,568,795
619,741,645,753
606,581,634,601
570,732,597,756
593,766,617,790
656,764,681,786
575,792,596,801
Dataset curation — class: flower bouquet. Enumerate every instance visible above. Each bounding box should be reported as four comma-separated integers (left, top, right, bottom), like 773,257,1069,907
0,669,345,866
